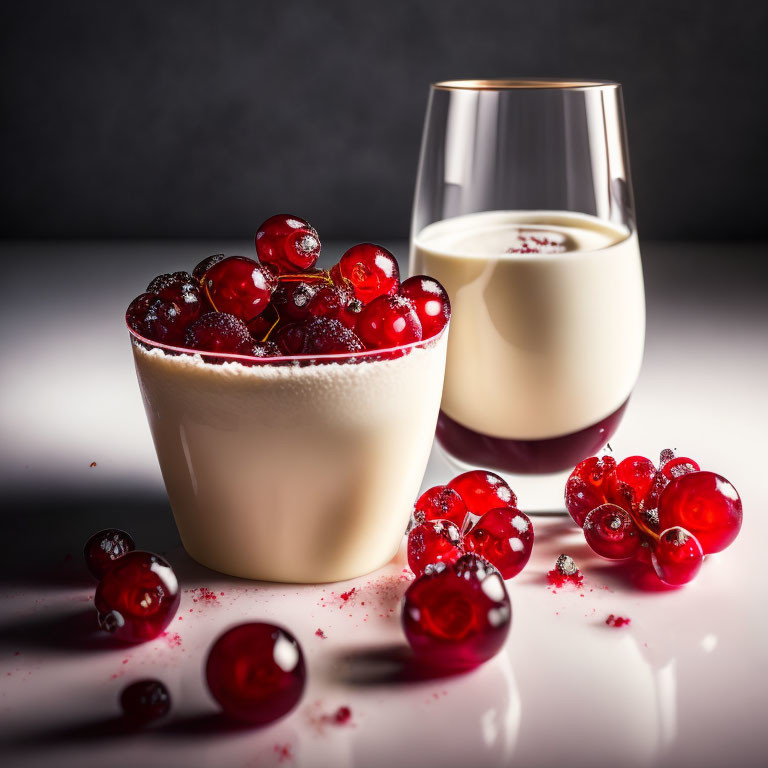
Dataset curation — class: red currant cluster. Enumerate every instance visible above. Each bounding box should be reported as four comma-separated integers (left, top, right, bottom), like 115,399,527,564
408,470,534,580
126,213,450,359
401,471,534,671
84,529,180,643
565,449,743,586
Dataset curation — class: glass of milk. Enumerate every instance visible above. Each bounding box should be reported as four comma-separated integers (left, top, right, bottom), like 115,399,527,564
410,80,644,499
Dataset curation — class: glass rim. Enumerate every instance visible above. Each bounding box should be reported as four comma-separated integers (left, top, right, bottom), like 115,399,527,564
126,321,448,365
432,78,620,91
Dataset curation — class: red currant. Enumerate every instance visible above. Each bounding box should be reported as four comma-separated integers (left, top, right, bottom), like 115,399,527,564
307,284,362,328
615,455,657,505
83,528,136,579
582,504,642,560
271,282,318,323
273,323,307,355
651,527,704,586
402,553,511,670
564,455,627,526
248,304,280,341
356,295,422,350
330,244,400,304
407,519,464,577
94,551,180,642
447,470,517,518
306,284,342,317
120,679,171,723
146,271,196,299
413,485,467,529
660,456,701,481
658,471,742,554
127,293,160,336
303,318,365,355
400,275,451,338
464,508,533,579
251,340,281,358
192,254,226,283
127,285,202,347
255,214,321,273
658,448,675,468
206,622,305,724
639,470,669,515
204,256,276,322
184,312,254,355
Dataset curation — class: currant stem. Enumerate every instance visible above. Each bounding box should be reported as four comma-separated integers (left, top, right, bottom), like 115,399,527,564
628,504,660,542
259,308,281,342
204,283,219,312
278,271,334,286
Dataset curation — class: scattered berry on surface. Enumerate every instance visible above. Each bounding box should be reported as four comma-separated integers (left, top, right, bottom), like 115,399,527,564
120,679,171,723
84,529,136,579
95,551,180,642
206,622,305,725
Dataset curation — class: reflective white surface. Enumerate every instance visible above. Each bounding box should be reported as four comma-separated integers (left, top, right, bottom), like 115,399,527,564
1,241,767,767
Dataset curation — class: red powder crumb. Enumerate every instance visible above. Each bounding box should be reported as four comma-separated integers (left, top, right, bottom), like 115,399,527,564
89,461,97,468
161,631,183,648
274,743,293,762
333,706,352,725
606,614,631,628
315,628,327,639
340,588,356,602
186,587,219,604
546,568,583,587
110,658,131,677
307,701,355,732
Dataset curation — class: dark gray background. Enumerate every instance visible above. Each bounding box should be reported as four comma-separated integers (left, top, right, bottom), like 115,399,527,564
2,0,767,240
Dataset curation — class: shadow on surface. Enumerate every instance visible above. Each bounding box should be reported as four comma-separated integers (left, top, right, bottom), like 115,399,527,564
10,715,145,746
0,607,135,653
589,559,679,593
331,642,469,686
1,488,180,588
154,712,260,737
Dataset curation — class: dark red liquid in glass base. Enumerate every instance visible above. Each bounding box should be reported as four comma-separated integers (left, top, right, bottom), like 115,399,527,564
436,399,629,475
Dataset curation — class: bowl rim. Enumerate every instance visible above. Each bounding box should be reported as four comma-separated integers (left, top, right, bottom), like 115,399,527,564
126,321,448,365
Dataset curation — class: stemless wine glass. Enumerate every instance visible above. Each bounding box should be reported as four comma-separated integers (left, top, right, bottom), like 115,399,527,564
410,79,644,486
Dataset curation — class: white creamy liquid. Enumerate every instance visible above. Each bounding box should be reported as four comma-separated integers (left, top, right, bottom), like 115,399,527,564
411,211,644,440
132,334,447,583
